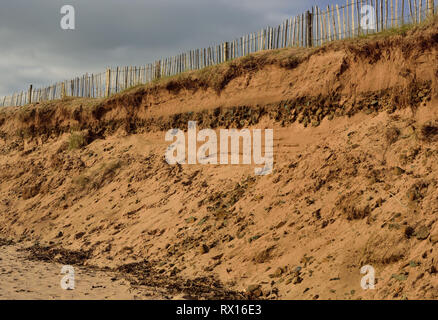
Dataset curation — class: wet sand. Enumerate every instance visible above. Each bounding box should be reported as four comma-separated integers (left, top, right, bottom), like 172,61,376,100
0,243,163,300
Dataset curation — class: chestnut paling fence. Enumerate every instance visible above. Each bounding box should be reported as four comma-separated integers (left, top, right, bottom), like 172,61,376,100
1,0,436,107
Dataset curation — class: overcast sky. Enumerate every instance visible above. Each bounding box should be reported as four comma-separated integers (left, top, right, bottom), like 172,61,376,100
0,0,335,97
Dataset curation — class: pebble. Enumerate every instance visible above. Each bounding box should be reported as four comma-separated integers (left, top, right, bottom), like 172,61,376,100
199,244,209,254
415,226,430,240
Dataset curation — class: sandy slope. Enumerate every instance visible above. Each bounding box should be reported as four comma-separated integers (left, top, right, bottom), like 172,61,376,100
0,21,438,300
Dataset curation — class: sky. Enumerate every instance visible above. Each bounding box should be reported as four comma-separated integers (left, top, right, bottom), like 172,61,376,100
0,0,336,97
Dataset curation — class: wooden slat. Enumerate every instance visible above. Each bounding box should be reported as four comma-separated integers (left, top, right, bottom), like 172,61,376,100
428,0,435,16
323,8,328,42
391,0,394,27
402,0,405,24
342,5,346,39
333,5,338,40
414,0,418,23
409,0,414,22
352,0,355,37
377,0,381,30
328,6,332,41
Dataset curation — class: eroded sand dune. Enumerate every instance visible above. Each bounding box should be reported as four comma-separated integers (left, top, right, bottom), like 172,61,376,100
1,20,438,300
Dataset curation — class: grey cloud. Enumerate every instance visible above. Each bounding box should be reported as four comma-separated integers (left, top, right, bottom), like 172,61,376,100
0,0,325,97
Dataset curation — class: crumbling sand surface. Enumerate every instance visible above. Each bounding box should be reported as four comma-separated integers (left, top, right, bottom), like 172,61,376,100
0,21,438,300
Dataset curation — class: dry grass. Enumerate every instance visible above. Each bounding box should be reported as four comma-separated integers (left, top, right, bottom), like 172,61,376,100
72,160,122,191
68,132,87,150
419,122,438,141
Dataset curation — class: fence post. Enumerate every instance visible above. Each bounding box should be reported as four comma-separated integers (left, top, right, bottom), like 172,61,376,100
358,0,362,35
306,11,313,47
401,0,404,25
115,67,119,93
391,0,394,27
105,68,111,97
155,60,161,80
336,5,341,39
332,5,337,39
428,0,435,16
28,85,33,104
223,42,230,62
414,0,418,23
409,0,414,22
327,6,332,41
61,82,66,99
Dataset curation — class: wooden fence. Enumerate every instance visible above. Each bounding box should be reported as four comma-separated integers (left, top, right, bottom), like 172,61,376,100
1,0,436,107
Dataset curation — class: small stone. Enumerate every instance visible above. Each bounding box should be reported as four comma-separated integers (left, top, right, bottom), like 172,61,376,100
388,223,401,230
253,246,275,263
249,235,261,243
392,167,405,175
404,226,415,238
312,209,321,220
246,284,261,293
407,190,417,202
293,276,303,284
311,120,320,127
405,126,415,136
409,261,419,267
375,198,384,208
415,226,430,240
294,266,302,273
430,232,438,244
185,217,197,224
252,289,263,297
212,253,223,260
391,273,408,281
199,244,209,254
271,267,284,278
303,118,309,127
74,232,85,239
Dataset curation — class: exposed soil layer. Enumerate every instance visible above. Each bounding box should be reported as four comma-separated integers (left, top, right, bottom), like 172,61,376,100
0,20,437,142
